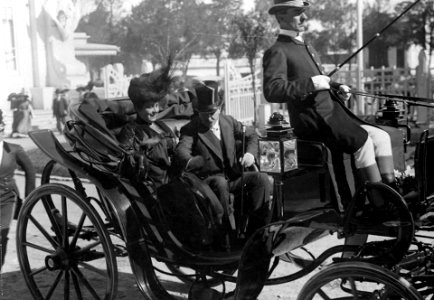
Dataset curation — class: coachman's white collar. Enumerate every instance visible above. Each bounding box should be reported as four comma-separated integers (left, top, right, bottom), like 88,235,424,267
279,29,304,42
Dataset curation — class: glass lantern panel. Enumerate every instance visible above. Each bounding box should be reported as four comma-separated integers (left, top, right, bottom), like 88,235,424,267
283,139,298,172
259,140,281,173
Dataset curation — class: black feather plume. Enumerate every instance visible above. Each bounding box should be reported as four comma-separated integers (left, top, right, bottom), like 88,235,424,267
128,58,174,107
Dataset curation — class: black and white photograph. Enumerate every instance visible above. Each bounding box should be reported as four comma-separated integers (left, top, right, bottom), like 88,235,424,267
0,0,434,299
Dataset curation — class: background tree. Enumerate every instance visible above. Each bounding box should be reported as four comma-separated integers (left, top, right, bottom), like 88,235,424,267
121,0,202,74
195,0,242,76
394,0,434,68
228,10,274,124
361,4,398,68
76,0,125,79
306,0,357,67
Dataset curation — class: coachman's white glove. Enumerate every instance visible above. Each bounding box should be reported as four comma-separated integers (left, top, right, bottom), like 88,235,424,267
311,75,331,91
240,152,255,168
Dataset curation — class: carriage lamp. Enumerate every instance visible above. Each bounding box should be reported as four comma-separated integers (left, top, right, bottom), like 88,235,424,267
258,112,298,175
376,99,404,127
258,112,298,219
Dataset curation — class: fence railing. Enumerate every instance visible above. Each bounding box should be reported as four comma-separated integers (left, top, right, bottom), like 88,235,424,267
102,64,132,99
223,61,260,124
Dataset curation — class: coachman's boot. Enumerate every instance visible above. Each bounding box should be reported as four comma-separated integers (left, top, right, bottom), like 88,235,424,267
356,163,402,227
357,164,384,207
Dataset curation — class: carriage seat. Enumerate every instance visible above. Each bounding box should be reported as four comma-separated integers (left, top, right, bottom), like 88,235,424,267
280,124,407,216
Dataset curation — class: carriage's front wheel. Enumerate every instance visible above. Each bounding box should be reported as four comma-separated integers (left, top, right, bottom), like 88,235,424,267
297,262,422,300
16,183,118,300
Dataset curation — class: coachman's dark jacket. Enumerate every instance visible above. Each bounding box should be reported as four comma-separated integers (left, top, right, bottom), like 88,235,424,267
263,35,368,154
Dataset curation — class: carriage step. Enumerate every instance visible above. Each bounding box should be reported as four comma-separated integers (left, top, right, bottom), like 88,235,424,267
79,250,106,261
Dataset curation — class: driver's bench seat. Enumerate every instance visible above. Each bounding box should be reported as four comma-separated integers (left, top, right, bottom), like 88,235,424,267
272,123,407,222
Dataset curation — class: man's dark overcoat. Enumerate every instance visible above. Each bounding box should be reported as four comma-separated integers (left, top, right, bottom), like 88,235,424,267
52,97,68,118
263,35,368,154
0,142,35,198
175,114,258,180
1,142,35,227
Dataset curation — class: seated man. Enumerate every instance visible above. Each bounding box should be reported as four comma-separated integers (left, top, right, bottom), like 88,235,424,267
174,82,272,236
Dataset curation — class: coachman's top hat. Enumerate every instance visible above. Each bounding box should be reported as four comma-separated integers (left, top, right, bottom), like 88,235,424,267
195,81,222,113
268,0,310,15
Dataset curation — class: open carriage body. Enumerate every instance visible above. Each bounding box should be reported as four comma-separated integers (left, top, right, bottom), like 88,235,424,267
16,96,434,299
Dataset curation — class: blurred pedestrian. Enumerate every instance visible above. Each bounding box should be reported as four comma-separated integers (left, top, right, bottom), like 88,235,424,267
15,93,33,137
52,88,69,132
0,109,36,270
8,93,20,137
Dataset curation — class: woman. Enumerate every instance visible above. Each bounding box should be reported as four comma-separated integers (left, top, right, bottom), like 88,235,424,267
118,64,177,188
15,94,33,136
0,109,35,270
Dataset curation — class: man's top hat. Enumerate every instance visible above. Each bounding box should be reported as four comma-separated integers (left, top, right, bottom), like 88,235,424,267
195,81,222,113
268,0,310,15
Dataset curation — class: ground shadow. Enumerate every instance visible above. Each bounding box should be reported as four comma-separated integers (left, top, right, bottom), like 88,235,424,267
0,270,190,299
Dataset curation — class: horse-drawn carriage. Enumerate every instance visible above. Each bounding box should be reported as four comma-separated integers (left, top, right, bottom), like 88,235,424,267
14,91,434,299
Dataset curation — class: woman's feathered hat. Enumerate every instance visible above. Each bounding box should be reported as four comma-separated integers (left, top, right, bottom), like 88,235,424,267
128,60,174,109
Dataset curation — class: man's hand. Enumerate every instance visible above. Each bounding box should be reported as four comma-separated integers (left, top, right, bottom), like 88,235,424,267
311,75,331,91
240,152,255,168
338,84,351,101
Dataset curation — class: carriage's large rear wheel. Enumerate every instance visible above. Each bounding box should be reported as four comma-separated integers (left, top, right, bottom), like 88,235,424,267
297,262,422,300
16,183,118,300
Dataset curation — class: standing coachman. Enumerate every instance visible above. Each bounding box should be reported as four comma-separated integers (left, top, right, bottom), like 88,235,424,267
263,0,397,215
